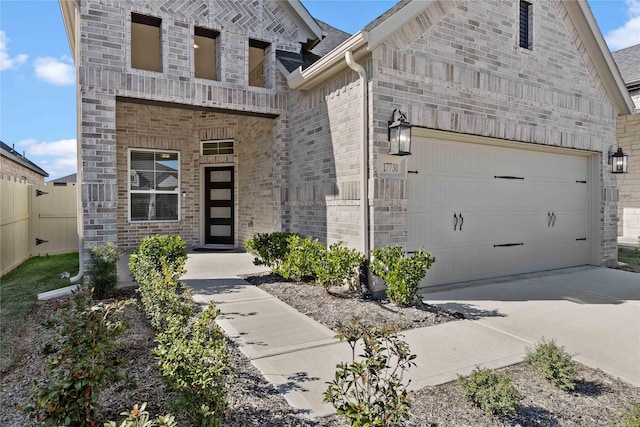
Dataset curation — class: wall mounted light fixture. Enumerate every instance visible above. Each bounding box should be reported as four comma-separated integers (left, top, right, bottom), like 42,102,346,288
388,109,412,156
608,145,628,174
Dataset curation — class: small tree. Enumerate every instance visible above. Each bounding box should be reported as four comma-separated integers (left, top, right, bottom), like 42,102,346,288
88,242,122,298
371,246,435,306
324,318,416,426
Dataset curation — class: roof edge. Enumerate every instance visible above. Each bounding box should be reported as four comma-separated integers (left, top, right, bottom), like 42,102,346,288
59,0,78,63
567,1,635,114
287,31,368,90
367,0,435,49
280,0,326,46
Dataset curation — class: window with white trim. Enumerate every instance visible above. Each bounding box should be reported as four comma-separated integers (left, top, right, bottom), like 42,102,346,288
129,149,180,221
201,139,234,155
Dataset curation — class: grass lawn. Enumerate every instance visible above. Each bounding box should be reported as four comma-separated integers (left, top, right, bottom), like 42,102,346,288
0,253,79,372
619,248,640,269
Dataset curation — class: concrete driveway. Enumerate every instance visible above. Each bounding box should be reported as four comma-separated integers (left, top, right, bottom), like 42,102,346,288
421,266,640,386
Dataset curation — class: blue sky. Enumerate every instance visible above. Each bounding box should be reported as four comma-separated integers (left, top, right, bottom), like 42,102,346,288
1,0,639,180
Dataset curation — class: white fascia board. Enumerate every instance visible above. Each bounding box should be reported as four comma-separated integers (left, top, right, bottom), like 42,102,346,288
59,0,78,63
367,0,435,50
280,0,324,43
287,31,369,90
569,0,634,115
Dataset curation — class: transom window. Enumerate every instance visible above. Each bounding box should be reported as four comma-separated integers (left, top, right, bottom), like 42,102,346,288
129,149,179,221
201,139,234,155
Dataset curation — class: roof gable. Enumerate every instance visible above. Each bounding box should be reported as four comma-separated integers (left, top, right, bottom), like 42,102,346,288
286,0,634,114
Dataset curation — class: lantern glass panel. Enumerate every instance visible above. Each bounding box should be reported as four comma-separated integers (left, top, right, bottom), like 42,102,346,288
399,124,411,155
389,126,400,155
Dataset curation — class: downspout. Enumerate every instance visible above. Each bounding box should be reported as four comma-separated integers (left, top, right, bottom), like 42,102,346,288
345,51,371,296
70,3,83,284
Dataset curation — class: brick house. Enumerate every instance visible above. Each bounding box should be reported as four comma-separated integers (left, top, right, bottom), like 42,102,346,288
612,43,640,244
60,0,633,288
1,141,48,184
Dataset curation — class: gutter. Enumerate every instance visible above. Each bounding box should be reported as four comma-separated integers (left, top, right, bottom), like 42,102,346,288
288,31,368,90
69,3,83,284
344,51,370,259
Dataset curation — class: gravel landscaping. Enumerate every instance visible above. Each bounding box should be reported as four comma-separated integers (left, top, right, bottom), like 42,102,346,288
1,275,639,426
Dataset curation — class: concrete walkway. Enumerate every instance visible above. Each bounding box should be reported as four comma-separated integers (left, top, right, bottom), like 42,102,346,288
181,254,640,417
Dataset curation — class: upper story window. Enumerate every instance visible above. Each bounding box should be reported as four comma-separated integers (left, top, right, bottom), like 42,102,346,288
248,39,270,88
131,13,162,72
194,27,220,80
519,0,533,50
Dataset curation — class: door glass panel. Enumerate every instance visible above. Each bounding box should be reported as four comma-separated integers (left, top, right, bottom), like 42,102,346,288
210,207,231,218
210,170,231,182
210,225,231,236
210,189,231,200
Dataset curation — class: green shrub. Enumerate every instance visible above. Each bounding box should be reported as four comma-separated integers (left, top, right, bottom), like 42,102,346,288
154,303,232,427
324,318,416,426
89,242,122,298
315,243,365,292
136,260,194,331
104,402,177,427
524,338,577,391
370,246,435,306
618,404,640,427
129,235,187,282
246,231,297,269
22,289,129,426
457,367,521,416
275,235,326,281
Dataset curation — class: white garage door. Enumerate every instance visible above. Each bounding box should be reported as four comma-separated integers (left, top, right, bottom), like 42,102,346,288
407,137,589,287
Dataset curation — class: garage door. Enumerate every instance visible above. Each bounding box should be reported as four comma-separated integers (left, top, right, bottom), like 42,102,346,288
407,137,589,287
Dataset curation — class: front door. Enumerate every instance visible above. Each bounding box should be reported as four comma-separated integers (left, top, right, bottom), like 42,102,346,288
205,166,234,245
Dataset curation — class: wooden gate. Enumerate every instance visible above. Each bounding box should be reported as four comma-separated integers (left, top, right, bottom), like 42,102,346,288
0,179,78,276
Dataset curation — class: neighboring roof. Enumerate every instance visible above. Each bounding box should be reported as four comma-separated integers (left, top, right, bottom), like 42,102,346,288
612,43,640,90
48,173,77,183
287,0,634,115
0,141,49,177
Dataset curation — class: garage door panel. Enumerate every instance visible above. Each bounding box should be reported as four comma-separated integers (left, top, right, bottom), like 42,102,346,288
408,137,590,288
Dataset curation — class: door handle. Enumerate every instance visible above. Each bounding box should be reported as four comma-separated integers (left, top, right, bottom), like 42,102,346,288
459,213,463,231
551,212,556,227
453,213,458,231
548,212,552,227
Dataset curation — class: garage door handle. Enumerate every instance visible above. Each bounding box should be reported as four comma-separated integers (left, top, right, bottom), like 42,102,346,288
494,243,524,247
551,212,556,227
459,213,463,230
548,212,552,227
453,213,458,230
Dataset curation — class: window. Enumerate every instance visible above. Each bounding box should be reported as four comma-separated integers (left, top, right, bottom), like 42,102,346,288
194,27,219,80
131,13,162,72
201,139,234,155
248,39,270,87
519,0,533,50
129,149,179,221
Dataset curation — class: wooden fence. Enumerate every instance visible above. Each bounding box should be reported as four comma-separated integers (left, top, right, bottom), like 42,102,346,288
1,178,78,276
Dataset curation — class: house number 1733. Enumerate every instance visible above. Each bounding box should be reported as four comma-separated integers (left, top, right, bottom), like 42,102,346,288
383,162,399,173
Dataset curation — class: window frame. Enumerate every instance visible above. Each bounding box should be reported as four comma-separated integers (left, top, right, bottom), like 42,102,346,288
131,12,162,72
518,0,533,51
248,38,270,88
194,26,220,80
128,148,181,223
201,139,235,156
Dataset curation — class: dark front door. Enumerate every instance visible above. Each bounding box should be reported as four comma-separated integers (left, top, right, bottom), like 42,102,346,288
205,166,234,245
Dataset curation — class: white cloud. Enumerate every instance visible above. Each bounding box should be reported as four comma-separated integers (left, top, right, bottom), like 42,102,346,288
34,56,75,86
18,138,77,179
605,0,640,51
0,30,28,71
